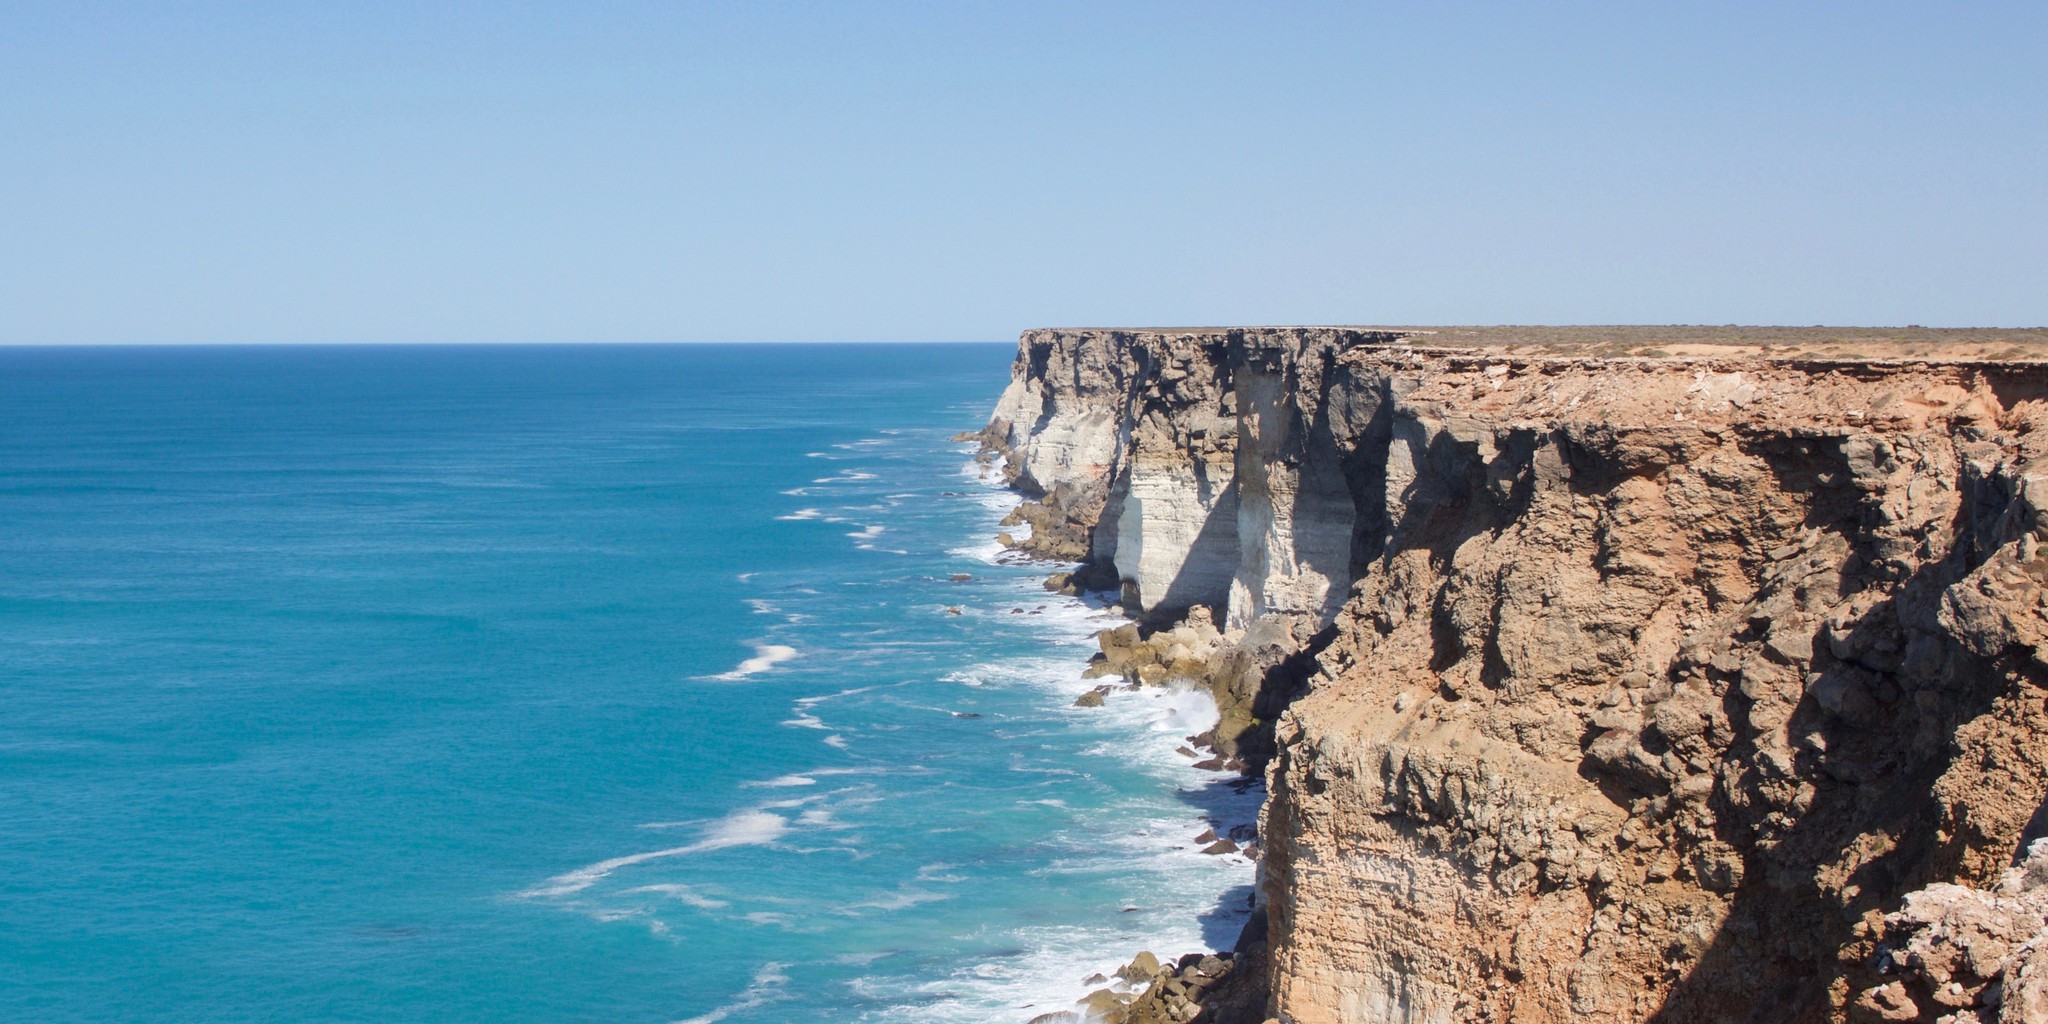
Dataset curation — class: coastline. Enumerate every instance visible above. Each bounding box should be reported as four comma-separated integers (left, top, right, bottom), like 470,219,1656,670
958,438,1271,1024
964,325,2048,1022
511,379,1268,1024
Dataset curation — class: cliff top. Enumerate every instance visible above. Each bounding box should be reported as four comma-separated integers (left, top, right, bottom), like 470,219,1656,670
1029,325,2048,363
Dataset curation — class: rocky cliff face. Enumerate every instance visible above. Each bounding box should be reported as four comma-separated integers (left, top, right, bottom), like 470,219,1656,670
980,326,2048,1024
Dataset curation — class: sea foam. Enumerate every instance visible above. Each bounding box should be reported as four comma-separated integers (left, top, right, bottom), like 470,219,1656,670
522,809,791,899
672,962,791,1024
711,644,799,681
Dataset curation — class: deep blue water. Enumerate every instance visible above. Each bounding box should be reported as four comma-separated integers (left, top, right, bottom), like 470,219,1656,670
0,344,1255,1024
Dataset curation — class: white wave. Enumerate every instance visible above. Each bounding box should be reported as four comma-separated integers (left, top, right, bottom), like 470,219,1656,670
710,644,799,681
847,925,1179,1024
619,883,731,910
840,887,953,912
835,555,1262,1023
522,810,790,898
746,766,883,787
967,488,1018,511
776,508,823,521
812,470,878,484
543,437,1259,1023
947,538,1008,564
743,599,779,616
672,962,790,1024
915,863,966,883
848,791,1259,1022
747,774,818,788
795,687,873,708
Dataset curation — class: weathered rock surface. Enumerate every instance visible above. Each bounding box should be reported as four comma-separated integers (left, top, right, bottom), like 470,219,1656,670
1852,839,2048,1023
1053,950,1268,1024
984,326,2048,1023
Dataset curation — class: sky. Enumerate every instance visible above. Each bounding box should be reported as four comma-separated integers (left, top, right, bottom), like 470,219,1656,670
1,2,2043,344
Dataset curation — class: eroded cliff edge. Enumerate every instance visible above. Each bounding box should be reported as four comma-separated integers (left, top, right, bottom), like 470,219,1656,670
978,326,2048,1024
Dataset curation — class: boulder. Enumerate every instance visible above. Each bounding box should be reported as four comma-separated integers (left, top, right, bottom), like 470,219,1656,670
1117,951,1162,981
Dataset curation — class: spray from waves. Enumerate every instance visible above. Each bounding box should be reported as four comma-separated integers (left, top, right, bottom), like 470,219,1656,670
672,962,791,1024
947,537,1009,564
710,644,799,681
520,809,791,899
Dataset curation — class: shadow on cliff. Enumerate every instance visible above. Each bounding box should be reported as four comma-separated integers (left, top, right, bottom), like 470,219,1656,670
1143,481,1243,624
1165,771,1267,951
1642,435,2042,1023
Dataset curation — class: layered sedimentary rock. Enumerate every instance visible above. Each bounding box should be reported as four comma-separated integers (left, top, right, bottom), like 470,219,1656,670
980,326,2048,1023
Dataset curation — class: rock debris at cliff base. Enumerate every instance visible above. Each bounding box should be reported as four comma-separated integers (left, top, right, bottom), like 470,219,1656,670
979,325,2048,1024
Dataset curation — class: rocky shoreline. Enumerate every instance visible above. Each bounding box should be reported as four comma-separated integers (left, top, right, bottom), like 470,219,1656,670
972,325,2048,1023
1022,948,1267,1024
962,429,1277,1024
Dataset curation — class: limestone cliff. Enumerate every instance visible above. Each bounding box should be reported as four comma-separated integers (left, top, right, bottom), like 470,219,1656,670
979,325,2048,1024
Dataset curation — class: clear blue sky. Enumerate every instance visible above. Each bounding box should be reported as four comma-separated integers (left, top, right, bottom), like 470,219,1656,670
2,2,2043,343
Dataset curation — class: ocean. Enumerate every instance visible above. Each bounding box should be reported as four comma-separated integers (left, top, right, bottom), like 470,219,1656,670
0,343,1258,1023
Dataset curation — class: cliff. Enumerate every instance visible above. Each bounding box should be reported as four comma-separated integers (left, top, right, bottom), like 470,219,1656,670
979,326,2048,1024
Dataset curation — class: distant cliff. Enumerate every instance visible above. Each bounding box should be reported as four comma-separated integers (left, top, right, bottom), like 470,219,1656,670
980,325,2048,1024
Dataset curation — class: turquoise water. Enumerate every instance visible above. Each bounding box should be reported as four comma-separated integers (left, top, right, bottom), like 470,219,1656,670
0,344,1256,1023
